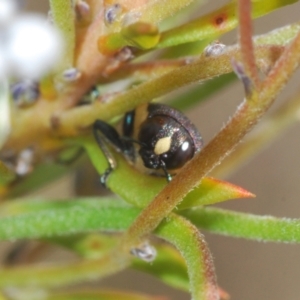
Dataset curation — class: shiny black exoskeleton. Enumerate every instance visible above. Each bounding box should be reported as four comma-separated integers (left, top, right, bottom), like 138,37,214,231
93,103,203,185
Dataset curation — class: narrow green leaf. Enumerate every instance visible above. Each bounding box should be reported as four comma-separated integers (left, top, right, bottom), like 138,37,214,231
182,207,300,243
3,198,300,244
49,0,75,68
83,137,253,210
0,199,140,240
83,137,170,207
252,0,298,17
0,202,135,288
121,22,160,49
84,138,253,210
161,39,212,59
133,243,189,292
100,0,204,53
54,233,119,260
58,232,190,292
0,251,130,288
98,33,128,55
2,201,300,289
139,0,201,26
255,22,300,45
158,2,237,49
179,177,254,210
107,0,202,32
157,0,299,49
157,214,219,300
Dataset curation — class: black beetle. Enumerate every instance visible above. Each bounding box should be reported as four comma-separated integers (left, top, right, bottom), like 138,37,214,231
93,103,203,185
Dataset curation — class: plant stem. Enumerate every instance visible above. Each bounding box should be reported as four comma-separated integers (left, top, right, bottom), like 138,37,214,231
237,0,260,88
213,90,300,178
56,45,282,136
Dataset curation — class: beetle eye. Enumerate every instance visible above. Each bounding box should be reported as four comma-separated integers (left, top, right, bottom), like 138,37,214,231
162,138,194,169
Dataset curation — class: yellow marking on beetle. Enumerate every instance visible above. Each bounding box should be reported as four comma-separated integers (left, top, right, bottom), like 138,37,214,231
154,136,172,155
134,104,148,140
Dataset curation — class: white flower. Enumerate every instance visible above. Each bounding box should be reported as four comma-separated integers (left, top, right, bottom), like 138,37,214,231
0,0,18,25
2,14,64,79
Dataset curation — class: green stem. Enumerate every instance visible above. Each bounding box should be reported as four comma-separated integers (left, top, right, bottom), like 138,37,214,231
57,45,280,136
212,90,300,178
238,0,260,88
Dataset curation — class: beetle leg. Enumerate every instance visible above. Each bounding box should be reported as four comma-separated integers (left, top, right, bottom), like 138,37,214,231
160,160,172,182
94,120,126,150
93,120,122,187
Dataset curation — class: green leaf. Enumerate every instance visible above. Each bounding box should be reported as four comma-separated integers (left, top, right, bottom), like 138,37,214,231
161,39,212,59
49,0,75,68
121,22,160,49
83,136,169,207
0,200,215,293
83,137,253,210
179,177,254,210
157,0,299,49
58,233,190,292
133,242,189,292
138,0,202,26
2,197,300,245
2,200,300,289
182,207,300,243
0,199,140,240
54,233,119,260
97,33,128,55
252,0,299,17
99,0,205,53
0,250,130,288
255,21,300,45
0,200,133,288
156,214,219,300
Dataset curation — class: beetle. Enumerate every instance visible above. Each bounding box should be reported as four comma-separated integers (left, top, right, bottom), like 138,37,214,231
93,103,203,186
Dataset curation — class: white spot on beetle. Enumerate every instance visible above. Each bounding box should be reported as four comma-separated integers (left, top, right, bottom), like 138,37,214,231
181,141,189,151
154,136,172,155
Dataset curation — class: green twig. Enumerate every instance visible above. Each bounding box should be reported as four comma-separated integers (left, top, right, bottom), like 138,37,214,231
237,0,260,88
57,44,281,136
212,90,300,178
